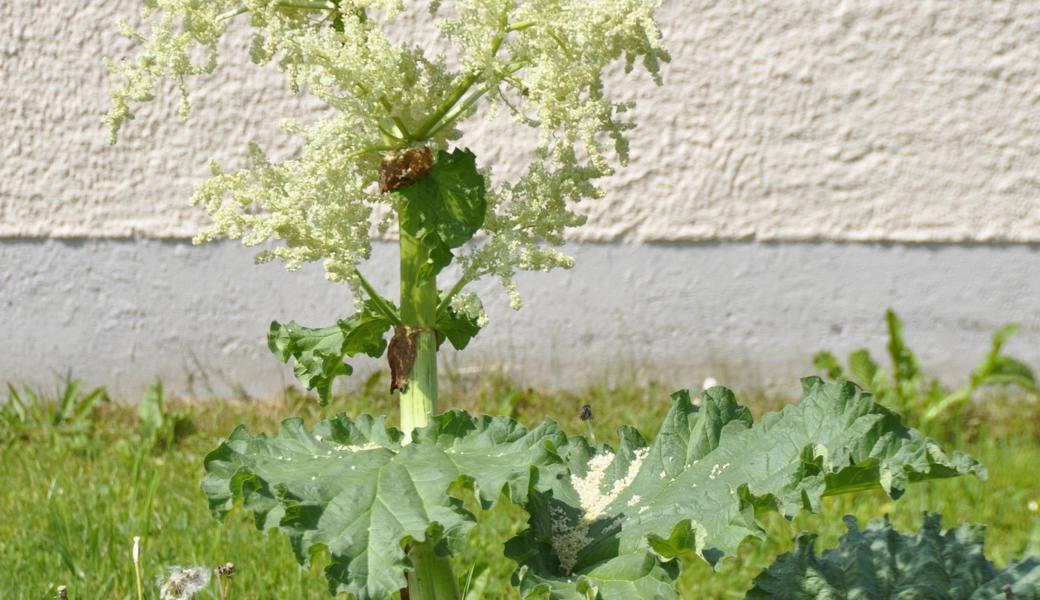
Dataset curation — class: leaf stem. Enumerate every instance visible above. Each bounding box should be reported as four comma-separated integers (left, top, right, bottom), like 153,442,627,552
413,74,479,141
425,61,528,140
377,96,414,140
406,540,461,600
218,7,249,21
506,20,537,32
346,144,397,159
424,87,489,140
277,1,336,10
377,124,406,144
435,275,473,319
547,29,573,58
354,269,401,325
405,11,523,142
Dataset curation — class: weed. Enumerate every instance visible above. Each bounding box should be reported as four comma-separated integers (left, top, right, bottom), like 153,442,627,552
814,309,1037,438
0,374,107,450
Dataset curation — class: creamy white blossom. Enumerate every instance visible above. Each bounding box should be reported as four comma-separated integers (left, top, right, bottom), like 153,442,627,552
107,0,667,306
449,292,488,327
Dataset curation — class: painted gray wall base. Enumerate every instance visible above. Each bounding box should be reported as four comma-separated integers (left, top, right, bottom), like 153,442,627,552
2,240,1037,401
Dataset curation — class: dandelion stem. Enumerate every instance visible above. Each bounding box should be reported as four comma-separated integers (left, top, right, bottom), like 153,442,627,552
131,536,144,600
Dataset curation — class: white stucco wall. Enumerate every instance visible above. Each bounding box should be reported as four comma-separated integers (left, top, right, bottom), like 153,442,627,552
2,1,1039,241
3,1,1040,398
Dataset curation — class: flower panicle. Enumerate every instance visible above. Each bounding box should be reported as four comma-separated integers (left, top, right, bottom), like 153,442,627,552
106,0,668,311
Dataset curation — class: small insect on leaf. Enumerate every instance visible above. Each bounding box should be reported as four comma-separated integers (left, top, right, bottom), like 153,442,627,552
579,404,593,421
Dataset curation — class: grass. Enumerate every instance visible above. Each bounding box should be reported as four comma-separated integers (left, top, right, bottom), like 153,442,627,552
2,373,1038,599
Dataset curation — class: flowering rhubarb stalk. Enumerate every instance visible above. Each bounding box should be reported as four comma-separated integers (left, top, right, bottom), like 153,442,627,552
108,1,667,598
106,3,1000,599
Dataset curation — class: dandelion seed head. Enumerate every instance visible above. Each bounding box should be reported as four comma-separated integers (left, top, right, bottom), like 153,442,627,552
158,566,211,600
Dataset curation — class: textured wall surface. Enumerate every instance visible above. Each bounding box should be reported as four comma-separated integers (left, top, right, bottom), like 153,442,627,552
2,1,1039,241
4,2,1040,397
3,240,1038,398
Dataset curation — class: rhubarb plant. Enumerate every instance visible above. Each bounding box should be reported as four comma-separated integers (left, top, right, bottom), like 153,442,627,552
107,1,1011,599
748,514,1040,599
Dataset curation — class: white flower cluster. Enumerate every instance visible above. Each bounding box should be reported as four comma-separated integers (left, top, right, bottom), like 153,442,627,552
106,0,667,305
448,291,488,327
105,1,235,145
550,447,649,574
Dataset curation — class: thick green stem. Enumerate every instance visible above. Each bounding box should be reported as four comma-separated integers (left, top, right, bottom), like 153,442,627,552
406,541,460,600
398,218,460,600
398,228,439,435
399,331,437,435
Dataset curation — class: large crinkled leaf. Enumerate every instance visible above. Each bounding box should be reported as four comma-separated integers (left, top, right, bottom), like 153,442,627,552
505,378,985,599
747,514,1040,599
202,410,565,599
268,300,394,405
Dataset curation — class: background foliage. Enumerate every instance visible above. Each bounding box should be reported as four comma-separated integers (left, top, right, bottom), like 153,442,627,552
4,375,1038,598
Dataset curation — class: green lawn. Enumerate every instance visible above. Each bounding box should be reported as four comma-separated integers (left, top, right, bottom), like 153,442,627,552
2,376,1038,599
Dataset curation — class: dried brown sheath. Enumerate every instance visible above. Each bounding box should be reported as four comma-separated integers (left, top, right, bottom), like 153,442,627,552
379,147,434,193
388,325,419,393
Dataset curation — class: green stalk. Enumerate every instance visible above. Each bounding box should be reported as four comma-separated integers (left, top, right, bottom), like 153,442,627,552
398,217,460,600
435,274,473,319
398,228,439,436
399,330,437,435
354,268,401,325
413,74,479,141
406,541,461,600
131,536,143,600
